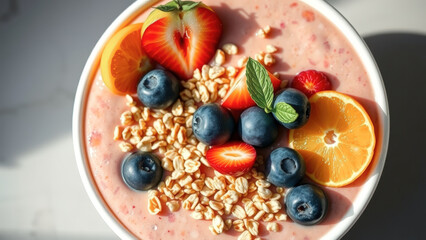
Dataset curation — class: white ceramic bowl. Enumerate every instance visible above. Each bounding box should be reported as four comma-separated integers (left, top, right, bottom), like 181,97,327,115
73,0,390,239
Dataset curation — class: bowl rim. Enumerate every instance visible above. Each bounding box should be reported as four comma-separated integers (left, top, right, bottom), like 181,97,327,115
72,0,390,239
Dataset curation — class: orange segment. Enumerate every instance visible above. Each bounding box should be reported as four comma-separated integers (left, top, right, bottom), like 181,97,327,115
289,91,375,187
101,23,153,95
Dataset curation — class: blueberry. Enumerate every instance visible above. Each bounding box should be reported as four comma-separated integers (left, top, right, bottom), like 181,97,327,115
265,147,305,188
121,151,163,191
238,106,278,147
137,69,179,109
192,103,234,145
285,184,328,225
273,88,310,129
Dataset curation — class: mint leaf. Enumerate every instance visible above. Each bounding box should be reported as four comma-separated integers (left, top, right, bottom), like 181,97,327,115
181,1,201,11
245,57,274,112
273,102,298,123
155,1,179,12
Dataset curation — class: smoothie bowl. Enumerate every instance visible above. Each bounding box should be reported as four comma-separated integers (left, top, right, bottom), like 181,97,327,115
73,0,389,239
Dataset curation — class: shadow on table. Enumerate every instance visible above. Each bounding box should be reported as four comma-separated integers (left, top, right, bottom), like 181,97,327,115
0,0,135,167
0,0,19,22
343,33,426,239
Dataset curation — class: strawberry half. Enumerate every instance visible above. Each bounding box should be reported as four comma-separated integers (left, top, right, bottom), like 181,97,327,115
221,66,281,110
291,70,332,97
141,1,222,79
206,141,256,176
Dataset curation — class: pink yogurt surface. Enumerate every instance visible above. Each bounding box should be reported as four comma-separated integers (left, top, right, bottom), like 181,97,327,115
83,0,382,239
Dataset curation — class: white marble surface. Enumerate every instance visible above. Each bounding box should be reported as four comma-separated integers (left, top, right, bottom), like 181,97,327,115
0,0,425,239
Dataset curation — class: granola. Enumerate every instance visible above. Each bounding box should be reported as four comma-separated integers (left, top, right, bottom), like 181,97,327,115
113,44,284,239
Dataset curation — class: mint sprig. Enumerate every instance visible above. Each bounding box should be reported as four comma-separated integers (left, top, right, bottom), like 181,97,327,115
155,0,200,12
245,57,298,123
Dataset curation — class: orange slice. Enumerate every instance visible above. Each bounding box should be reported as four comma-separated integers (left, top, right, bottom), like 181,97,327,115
100,23,153,95
289,91,375,187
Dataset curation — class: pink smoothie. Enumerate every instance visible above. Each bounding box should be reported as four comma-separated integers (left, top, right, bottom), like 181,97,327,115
83,0,382,239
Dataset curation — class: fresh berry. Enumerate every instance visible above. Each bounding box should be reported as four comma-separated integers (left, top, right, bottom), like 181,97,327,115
137,69,180,109
192,103,234,145
221,66,281,110
273,88,310,129
292,70,331,97
285,184,328,225
265,147,305,188
206,141,256,176
238,106,278,147
141,1,222,79
121,152,163,191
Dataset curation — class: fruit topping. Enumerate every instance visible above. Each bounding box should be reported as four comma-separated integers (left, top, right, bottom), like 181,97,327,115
221,64,281,110
137,69,180,109
285,184,328,225
205,141,256,176
289,91,375,187
121,151,163,191
264,147,305,188
192,103,234,146
141,0,222,79
244,58,301,128
238,106,278,147
100,23,153,95
292,70,332,97
273,88,310,129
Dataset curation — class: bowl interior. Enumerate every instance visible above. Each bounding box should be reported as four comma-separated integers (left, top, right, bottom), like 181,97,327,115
73,0,389,239
298,1,389,239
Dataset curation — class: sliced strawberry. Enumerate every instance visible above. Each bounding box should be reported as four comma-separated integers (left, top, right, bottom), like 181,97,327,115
221,67,282,110
291,70,332,97
206,141,256,176
141,4,222,79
